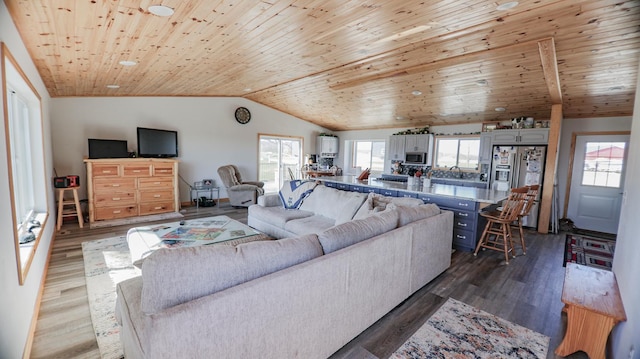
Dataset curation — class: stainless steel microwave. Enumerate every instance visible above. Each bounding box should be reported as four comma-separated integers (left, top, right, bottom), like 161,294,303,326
404,152,427,165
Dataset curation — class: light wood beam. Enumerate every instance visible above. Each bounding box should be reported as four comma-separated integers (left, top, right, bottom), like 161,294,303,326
538,38,563,104
330,37,554,91
539,103,563,234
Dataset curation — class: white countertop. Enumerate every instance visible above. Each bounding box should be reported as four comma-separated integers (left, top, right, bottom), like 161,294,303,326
317,176,509,204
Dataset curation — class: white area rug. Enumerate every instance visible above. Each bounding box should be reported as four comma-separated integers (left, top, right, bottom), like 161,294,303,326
391,298,549,358
82,236,139,359
89,211,183,229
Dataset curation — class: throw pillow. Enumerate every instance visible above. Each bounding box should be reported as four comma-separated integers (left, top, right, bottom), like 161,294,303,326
279,180,318,209
387,203,441,226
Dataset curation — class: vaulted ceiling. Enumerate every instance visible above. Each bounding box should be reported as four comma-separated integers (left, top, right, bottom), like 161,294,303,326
5,0,640,130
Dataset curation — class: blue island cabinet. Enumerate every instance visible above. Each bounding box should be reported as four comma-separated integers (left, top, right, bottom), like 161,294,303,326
416,193,485,252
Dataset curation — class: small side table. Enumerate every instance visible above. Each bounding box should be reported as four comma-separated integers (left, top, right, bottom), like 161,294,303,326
555,263,626,359
190,187,220,208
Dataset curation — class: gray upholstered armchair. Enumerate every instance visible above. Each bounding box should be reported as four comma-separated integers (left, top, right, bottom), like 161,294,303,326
217,165,265,207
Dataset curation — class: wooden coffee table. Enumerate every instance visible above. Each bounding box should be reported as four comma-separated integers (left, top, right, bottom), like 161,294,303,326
127,215,271,267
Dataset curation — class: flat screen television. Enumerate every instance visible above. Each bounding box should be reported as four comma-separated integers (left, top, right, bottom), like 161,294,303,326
88,138,129,159
137,127,178,158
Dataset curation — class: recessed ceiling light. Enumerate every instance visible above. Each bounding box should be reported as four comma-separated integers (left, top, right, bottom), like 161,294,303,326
119,60,137,66
148,5,174,17
495,107,506,112
106,85,120,89
475,79,488,86
496,1,519,11
608,86,624,91
411,90,422,96
396,116,406,121
243,88,252,92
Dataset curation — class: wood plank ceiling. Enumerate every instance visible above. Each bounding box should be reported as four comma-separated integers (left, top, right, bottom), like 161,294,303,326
5,0,640,131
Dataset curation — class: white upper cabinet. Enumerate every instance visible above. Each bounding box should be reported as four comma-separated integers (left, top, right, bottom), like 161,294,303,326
478,132,493,164
317,136,339,157
404,134,430,152
388,135,406,161
492,129,549,145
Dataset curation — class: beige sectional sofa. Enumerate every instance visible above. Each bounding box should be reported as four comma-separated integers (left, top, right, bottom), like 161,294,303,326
248,184,431,238
115,184,453,359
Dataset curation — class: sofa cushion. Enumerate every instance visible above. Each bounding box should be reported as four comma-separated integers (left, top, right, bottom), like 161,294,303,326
248,204,314,228
284,215,336,235
140,234,323,314
299,185,367,224
388,203,442,226
318,210,399,254
279,180,318,209
353,192,424,220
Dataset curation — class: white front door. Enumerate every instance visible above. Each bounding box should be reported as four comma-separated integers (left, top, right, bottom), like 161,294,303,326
567,134,629,234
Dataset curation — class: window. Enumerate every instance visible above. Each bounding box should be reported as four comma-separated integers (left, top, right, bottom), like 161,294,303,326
581,141,625,188
3,42,48,285
434,136,480,170
352,140,385,172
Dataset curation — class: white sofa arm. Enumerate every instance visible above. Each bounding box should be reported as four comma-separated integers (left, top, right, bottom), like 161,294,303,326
257,193,282,207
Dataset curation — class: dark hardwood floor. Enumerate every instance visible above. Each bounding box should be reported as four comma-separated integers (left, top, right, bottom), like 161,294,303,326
31,205,586,359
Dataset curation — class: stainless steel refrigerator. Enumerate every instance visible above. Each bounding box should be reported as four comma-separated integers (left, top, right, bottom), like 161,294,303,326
490,145,546,228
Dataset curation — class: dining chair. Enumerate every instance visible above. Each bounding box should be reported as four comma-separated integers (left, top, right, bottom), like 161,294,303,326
474,186,529,264
511,184,540,255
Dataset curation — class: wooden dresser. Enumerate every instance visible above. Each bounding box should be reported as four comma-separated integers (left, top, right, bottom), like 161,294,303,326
84,158,180,223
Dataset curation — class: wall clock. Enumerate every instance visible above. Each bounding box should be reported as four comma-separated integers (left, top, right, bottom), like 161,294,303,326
234,107,251,124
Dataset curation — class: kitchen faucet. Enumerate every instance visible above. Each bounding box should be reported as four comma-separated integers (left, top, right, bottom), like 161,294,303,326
449,165,463,179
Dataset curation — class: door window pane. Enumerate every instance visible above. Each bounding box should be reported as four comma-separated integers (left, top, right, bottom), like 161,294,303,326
581,141,625,188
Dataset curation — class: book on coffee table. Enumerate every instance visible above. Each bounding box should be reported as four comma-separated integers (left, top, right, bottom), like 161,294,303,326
161,227,226,241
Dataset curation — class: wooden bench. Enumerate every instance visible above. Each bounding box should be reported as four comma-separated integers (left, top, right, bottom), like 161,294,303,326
555,263,626,359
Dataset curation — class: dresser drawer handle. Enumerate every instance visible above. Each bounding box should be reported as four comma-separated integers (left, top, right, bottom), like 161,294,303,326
457,222,467,227
112,184,120,187
154,182,161,185
458,202,469,207
154,194,161,198
456,234,466,239
112,197,120,201
132,170,141,173
113,210,121,214
102,170,112,174
154,206,163,210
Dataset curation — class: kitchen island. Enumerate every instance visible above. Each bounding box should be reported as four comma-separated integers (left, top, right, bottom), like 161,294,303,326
316,176,510,252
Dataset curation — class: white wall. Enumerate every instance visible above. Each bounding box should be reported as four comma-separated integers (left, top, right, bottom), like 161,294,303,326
556,116,632,217
610,60,640,359
0,2,55,358
50,97,327,201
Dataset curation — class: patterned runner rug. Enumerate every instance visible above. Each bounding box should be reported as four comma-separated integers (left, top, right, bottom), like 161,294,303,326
391,298,549,359
564,233,616,270
82,236,139,359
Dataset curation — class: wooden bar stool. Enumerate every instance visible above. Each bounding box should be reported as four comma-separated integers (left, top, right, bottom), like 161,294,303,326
474,186,529,264
56,186,83,230
511,184,540,255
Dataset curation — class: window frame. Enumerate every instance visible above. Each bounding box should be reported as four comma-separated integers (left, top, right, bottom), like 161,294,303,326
432,134,481,171
2,42,49,285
